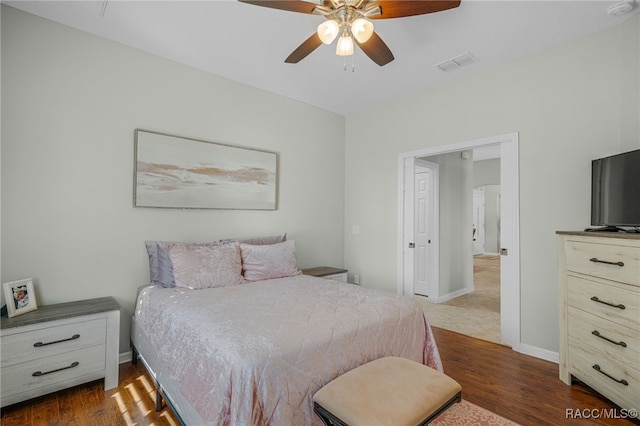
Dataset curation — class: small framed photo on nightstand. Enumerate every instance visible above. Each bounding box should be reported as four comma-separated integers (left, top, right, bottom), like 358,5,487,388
3,278,38,318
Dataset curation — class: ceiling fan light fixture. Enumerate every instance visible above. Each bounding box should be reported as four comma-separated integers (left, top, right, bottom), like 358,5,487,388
317,19,339,44
351,18,374,43
336,35,354,56
239,0,462,66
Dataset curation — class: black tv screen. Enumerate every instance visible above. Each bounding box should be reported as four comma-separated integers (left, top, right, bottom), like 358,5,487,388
591,149,640,228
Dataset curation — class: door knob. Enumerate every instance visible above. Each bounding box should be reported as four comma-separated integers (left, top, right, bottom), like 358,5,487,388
409,243,415,248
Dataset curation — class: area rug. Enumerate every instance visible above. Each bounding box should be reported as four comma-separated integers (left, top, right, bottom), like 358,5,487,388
432,400,520,425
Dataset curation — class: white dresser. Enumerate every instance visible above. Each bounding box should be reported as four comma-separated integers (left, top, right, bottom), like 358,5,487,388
558,232,639,414
0,297,120,407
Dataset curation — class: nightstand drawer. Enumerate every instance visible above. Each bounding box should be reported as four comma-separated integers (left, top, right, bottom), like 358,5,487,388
1,317,107,367
321,272,347,282
301,267,348,282
565,240,640,286
1,344,106,399
568,306,639,369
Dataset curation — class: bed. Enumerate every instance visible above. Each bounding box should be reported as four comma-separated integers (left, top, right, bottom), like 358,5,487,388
131,238,442,426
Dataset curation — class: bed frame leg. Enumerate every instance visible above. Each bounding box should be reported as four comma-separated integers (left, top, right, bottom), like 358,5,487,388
155,385,163,412
131,344,138,365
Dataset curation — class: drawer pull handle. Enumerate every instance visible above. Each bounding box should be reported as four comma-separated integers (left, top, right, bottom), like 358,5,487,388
589,257,624,267
34,334,80,347
591,330,627,347
592,364,628,386
32,361,79,377
590,296,625,310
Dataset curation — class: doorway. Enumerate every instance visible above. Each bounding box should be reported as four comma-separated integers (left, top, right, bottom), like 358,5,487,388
398,133,520,347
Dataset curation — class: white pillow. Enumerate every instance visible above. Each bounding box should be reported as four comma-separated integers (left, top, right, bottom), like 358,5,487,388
168,241,244,289
240,240,302,281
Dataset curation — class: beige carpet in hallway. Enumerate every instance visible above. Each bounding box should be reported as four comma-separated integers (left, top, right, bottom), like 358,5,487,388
416,255,501,344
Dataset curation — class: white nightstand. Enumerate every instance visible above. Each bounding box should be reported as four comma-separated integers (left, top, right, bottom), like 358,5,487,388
0,296,120,407
301,266,348,282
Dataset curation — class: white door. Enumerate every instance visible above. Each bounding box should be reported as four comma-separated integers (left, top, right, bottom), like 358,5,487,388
414,171,433,296
472,192,485,255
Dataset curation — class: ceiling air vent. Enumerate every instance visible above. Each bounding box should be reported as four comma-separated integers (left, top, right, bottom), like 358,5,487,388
436,52,478,72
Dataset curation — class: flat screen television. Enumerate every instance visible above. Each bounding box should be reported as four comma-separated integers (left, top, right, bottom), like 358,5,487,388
590,148,640,232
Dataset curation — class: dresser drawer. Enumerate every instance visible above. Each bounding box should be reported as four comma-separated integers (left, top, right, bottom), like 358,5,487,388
567,274,640,331
565,240,640,286
568,343,639,412
568,307,639,369
0,344,106,399
1,317,107,367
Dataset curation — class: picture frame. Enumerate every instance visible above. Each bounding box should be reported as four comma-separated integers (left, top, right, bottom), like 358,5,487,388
134,129,278,210
3,278,38,318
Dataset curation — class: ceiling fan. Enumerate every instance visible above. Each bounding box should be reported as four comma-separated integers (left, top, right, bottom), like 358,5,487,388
238,0,461,66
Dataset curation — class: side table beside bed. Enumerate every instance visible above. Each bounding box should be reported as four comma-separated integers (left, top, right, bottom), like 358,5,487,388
0,296,120,407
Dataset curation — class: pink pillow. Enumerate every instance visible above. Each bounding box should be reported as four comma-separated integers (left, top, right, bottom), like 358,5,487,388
240,240,302,281
168,241,244,289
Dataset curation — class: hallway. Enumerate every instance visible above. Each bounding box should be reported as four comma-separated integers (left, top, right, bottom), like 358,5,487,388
416,255,501,344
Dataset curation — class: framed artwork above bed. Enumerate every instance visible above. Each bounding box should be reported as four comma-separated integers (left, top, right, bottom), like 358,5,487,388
134,129,278,210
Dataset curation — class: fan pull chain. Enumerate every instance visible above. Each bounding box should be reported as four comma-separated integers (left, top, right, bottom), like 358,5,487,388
343,50,356,72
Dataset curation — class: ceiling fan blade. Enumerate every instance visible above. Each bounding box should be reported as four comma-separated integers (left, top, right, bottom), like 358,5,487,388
356,32,394,66
370,0,461,19
238,0,326,14
285,33,323,63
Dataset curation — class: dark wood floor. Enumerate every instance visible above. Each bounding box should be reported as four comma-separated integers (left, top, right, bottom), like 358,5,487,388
0,360,177,426
433,328,639,426
2,328,638,425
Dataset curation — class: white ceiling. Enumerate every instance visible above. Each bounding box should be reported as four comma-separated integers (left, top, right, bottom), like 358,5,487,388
5,0,638,116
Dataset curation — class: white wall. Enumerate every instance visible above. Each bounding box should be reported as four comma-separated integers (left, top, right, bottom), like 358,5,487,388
344,14,640,353
1,6,346,353
483,185,500,255
620,13,640,151
474,159,501,254
474,159,500,187
421,152,473,297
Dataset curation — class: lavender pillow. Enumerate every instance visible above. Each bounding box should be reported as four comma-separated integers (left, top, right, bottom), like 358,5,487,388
240,240,302,282
168,241,244,290
145,241,176,288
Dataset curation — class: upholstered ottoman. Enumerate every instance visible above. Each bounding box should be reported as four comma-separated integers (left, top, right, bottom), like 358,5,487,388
313,357,461,426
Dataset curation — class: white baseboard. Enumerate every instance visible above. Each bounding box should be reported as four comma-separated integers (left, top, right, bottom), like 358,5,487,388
119,350,133,364
430,286,474,304
512,342,559,364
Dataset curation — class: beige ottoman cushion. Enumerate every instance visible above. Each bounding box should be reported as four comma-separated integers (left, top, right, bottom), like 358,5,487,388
313,357,461,426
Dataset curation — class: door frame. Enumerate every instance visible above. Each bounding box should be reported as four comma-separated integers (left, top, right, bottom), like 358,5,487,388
396,132,520,347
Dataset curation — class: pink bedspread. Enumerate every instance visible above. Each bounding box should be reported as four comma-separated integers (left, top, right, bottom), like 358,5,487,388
134,275,442,425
